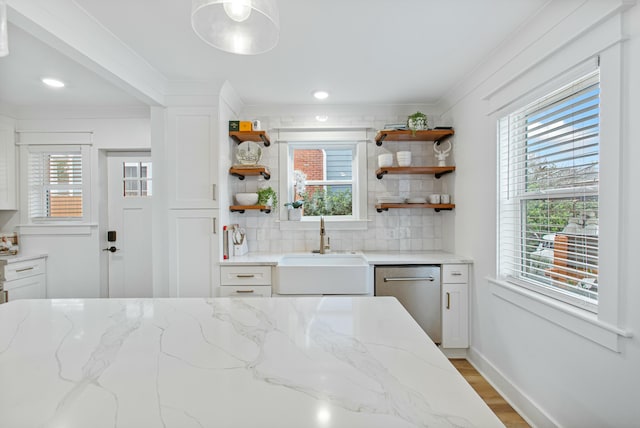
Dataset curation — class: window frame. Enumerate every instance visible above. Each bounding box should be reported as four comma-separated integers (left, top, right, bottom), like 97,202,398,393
287,143,357,220
20,143,91,225
498,70,600,312
277,130,369,230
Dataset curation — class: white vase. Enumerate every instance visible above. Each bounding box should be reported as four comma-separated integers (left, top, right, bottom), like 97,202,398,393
288,209,302,221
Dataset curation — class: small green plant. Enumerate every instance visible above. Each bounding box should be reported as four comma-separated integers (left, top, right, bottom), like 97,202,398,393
284,201,304,209
257,187,277,207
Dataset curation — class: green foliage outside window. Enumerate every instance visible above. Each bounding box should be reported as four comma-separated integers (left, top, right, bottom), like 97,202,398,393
302,188,352,216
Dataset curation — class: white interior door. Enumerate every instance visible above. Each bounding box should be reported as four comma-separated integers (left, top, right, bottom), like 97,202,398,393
107,153,153,297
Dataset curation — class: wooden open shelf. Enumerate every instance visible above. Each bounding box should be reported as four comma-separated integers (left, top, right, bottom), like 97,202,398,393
230,205,272,214
376,165,456,179
229,166,271,180
229,131,271,146
375,203,455,213
375,129,454,146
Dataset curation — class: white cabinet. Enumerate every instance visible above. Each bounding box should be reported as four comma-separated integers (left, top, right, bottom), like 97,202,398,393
0,256,47,302
0,123,17,210
441,264,469,349
167,107,218,209
168,210,220,297
220,265,272,297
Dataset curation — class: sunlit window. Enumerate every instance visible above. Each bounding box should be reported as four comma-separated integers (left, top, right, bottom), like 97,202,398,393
498,70,600,310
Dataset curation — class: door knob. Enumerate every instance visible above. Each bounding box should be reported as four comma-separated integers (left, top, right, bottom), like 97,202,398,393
102,246,119,253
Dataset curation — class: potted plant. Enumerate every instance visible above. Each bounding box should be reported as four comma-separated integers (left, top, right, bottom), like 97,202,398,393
284,170,306,220
284,200,304,220
257,186,277,208
407,111,428,136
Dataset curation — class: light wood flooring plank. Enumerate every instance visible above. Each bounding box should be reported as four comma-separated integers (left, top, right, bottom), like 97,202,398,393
450,359,530,428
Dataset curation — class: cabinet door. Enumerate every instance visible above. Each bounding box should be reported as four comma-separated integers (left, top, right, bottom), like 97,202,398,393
0,123,16,210
167,107,218,209
168,209,220,297
3,275,46,301
441,282,469,348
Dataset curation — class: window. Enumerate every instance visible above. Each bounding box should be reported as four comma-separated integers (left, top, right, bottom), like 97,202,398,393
277,129,368,227
123,161,152,197
26,145,90,222
498,70,600,311
289,145,353,217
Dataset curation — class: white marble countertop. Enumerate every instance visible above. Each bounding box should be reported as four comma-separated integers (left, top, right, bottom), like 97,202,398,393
0,253,48,264
0,297,502,428
222,251,472,266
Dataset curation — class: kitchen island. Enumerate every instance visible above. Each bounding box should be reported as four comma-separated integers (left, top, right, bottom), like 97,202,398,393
0,297,502,427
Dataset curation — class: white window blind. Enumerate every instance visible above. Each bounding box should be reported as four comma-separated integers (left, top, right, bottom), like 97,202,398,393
28,148,83,219
498,70,600,310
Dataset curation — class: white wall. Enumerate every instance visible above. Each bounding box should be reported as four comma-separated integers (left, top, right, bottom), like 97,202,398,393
15,115,150,298
442,1,640,426
231,104,452,253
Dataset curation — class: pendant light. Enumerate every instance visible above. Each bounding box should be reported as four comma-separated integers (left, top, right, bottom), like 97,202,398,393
191,0,279,55
0,0,8,57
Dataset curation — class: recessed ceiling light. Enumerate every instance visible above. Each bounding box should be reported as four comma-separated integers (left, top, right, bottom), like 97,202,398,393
42,78,65,88
313,90,329,100
315,115,328,122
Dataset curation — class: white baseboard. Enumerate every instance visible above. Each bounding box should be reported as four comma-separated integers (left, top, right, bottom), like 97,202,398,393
467,347,560,428
440,347,468,359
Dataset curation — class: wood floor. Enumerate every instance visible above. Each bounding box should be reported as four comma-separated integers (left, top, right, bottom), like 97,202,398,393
450,359,530,428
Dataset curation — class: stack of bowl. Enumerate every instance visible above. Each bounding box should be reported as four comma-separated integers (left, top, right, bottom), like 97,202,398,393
396,151,412,167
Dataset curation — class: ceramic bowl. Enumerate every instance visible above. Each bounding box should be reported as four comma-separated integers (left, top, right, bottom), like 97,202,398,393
235,192,259,206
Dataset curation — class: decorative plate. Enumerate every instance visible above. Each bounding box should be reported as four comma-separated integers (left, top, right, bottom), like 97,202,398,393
377,196,406,204
407,197,427,204
236,141,262,165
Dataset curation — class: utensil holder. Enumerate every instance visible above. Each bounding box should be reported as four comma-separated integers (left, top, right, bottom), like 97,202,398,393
233,240,248,256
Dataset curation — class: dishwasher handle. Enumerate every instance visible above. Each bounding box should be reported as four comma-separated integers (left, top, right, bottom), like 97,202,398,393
383,276,435,282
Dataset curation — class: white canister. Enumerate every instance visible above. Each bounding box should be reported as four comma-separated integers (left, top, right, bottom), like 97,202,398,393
252,120,262,131
396,151,412,167
428,194,441,204
440,194,451,204
378,153,393,168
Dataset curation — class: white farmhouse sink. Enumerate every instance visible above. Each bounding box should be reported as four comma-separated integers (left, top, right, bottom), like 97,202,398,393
276,253,370,295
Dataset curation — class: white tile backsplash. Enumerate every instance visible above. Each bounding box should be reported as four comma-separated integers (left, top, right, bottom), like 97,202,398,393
228,112,452,253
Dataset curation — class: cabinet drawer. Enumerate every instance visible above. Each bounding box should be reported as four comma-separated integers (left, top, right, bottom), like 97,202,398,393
442,264,468,283
2,274,46,300
220,266,272,286
1,258,47,281
219,285,272,297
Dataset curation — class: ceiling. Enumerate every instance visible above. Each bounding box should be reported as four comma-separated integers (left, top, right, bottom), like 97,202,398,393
0,0,548,111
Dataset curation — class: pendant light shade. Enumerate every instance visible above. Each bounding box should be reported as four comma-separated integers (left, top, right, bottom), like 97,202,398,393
191,0,279,55
0,0,9,57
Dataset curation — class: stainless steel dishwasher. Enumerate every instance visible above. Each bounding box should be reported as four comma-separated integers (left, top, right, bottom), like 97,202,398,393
374,265,441,343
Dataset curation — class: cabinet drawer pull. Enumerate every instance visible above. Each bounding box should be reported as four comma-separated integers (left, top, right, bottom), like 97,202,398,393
236,274,255,278
235,289,255,294
450,272,462,276
384,277,434,282
446,292,451,309
16,267,35,273
3,290,8,303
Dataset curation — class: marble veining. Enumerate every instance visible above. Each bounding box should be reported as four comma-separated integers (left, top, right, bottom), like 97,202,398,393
0,297,503,428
